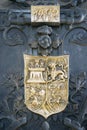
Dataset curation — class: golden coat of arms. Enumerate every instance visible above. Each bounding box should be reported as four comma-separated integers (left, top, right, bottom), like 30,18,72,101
24,55,69,118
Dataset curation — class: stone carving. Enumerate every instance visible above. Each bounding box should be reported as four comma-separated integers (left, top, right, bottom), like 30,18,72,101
0,73,27,130
37,25,53,55
38,35,52,49
3,26,27,46
64,27,87,46
36,25,62,55
10,0,29,6
37,26,52,35
0,1,87,130
64,72,87,130
9,0,57,6
24,54,69,118
53,34,62,49
42,121,50,130
8,10,31,25
9,0,87,7
69,29,87,46
0,10,10,28
61,8,87,24
64,118,85,130
0,7,86,28
58,0,86,7
31,6,60,23
0,9,31,28
0,72,87,130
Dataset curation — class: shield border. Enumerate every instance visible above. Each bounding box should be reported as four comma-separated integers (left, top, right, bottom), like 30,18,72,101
24,55,69,118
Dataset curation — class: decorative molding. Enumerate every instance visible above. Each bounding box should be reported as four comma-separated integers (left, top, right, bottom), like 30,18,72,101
0,7,86,28
9,0,87,7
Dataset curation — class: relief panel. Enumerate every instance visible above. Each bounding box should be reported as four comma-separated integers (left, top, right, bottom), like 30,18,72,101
24,55,69,118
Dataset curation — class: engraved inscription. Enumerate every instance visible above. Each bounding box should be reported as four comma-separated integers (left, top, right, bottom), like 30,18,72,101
31,6,60,23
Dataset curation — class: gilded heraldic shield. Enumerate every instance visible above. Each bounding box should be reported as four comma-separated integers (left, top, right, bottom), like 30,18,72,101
24,55,69,118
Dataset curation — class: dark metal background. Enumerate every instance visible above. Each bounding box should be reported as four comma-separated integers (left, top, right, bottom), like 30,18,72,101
0,0,87,130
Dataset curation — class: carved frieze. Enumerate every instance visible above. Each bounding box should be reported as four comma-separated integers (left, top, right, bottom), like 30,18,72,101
0,7,86,28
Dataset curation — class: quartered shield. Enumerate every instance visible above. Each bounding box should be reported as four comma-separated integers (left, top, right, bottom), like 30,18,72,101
24,55,69,118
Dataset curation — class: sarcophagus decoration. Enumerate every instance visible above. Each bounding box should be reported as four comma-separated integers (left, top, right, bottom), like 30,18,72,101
24,55,69,118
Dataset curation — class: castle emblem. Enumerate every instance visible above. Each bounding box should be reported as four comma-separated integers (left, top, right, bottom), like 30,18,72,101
24,55,69,118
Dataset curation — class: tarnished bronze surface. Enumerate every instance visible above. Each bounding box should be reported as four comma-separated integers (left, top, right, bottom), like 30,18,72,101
24,55,69,118
31,6,60,23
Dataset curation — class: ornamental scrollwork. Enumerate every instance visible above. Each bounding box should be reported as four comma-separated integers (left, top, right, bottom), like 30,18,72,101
3,26,27,46
69,29,87,46
64,27,87,46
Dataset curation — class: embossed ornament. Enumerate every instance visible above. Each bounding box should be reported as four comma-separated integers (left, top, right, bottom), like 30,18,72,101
38,35,52,49
24,55,69,118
